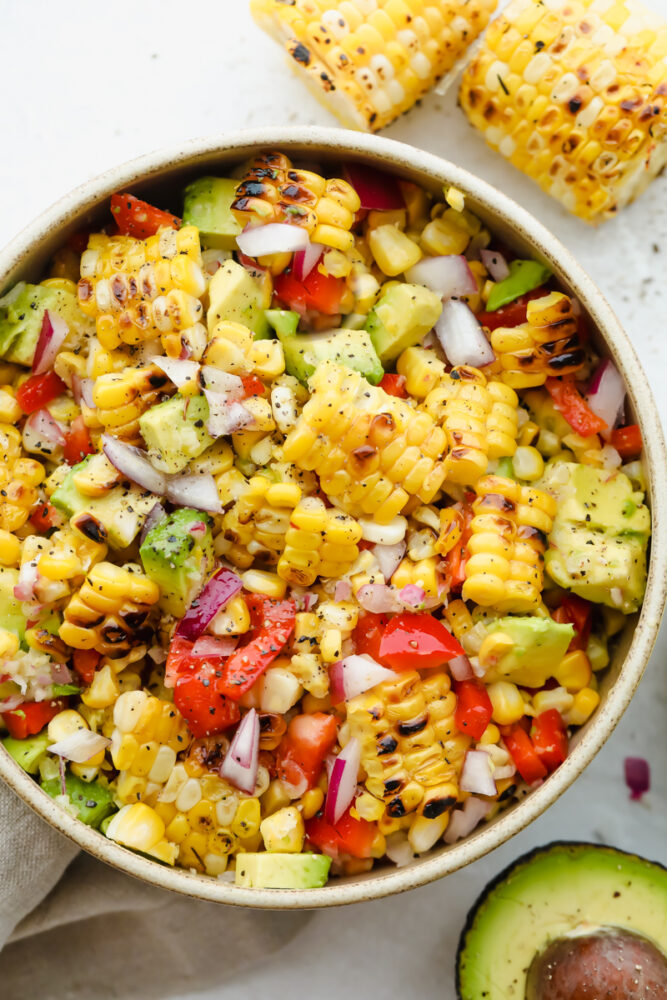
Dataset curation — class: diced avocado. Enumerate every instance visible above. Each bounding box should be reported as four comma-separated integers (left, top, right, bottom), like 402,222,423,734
139,394,214,474
0,566,26,641
182,177,242,250
542,462,650,613
456,842,667,1000
0,281,92,366
235,852,331,889
485,259,551,312
278,326,383,385
266,309,299,338
140,508,214,617
2,731,50,773
41,772,116,829
207,259,271,340
365,282,442,364
51,457,157,549
483,616,574,687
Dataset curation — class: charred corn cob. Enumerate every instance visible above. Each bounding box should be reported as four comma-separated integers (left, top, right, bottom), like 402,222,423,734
92,364,173,443
59,562,160,657
459,0,667,222
251,0,498,132
222,476,302,569
0,425,45,532
77,227,206,352
277,497,362,586
462,474,556,612
282,361,448,524
489,292,586,389
346,669,468,818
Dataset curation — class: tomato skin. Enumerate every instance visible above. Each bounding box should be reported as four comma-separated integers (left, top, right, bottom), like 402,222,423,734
306,807,377,859
274,269,345,316
476,289,546,331
30,501,62,532
545,378,607,437
531,709,568,772
441,501,473,592
503,724,548,784
353,612,391,665
216,597,295,701
275,712,338,790
110,193,180,239
611,424,642,460
63,415,95,466
72,649,100,686
173,663,240,739
454,680,493,740
16,372,66,413
2,698,67,739
552,594,592,652
379,373,408,398
378,612,464,671
240,375,266,397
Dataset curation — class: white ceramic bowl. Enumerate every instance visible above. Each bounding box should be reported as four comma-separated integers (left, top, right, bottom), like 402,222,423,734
1,127,665,908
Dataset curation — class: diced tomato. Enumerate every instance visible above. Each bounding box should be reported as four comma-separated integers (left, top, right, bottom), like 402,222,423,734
476,289,547,332
16,372,66,414
545,378,607,437
503,724,548,784
275,712,338,790
110,193,180,239
552,594,592,652
164,635,198,688
441,501,474,592
174,662,241,739
306,807,377,860
241,375,266,397
454,680,493,741
379,612,464,671
2,698,67,740
63,415,95,466
72,649,101,686
353,612,391,665
611,424,642,460
30,501,62,532
216,596,296,701
379,373,408,398
531,709,568,773
274,268,346,316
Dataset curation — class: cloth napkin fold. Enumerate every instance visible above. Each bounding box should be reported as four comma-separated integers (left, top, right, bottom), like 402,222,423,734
0,782,310,1000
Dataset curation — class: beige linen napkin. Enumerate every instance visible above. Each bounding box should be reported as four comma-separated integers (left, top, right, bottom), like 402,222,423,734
0,783,309,999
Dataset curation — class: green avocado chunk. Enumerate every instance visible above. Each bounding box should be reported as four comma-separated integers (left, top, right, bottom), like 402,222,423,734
277,324,384,385
483,616,574,687
365,282,442,363
0,566,26,641
182,177,242,250
139,394,214,474
0,281,92,366
485,259,551,312
140,508,214,617
207,259,271,340
41,772,116,829
2,731,50,773
235,852,331,889
456,842,667,1000
265,309,300,338
51,457,157,550
542,462,650,613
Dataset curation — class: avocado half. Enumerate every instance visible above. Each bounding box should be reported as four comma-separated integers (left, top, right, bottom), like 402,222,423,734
456,841,667,999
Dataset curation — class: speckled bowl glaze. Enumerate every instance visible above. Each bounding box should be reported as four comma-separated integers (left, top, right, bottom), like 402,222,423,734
0,128,665,909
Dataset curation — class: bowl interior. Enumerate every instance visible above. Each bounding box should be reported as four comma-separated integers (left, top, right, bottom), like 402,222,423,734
0,128,665,908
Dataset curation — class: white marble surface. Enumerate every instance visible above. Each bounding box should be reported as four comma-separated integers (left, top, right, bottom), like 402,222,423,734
1,2,666,997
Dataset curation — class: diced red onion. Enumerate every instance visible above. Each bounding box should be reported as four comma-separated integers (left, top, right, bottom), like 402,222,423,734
188,520,208,537
343,162,405,210
237,223,309,259
0,695,24,711
330,654,398,703
204,390,253,438
586,359,625,439
624,756,650,801
460,749,496,797
79,377,95,409
435,300,495,368
175,567,243,641
325,737,361,825
293,241,324,281
443,796,491,844
398,584,425,607
25,409,66,448
165,473,223,514
480,249,510,282
48,728,110,763
373,541,406,582
151,355,200,391
14,560,39,601
448,654,474,682
385,832,415,868
102,435,168,495
33,310,69,375
356,583,402,614
220,709,260,794
200,366,244,399
281,773,309,800
334,580,352,602
49,662,74,686
405,256,478,299
491,762,517,781
139,502,166,545
148,645,167,664
191,635,238,657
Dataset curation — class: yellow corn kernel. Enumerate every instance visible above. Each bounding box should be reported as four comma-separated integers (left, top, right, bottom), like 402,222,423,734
47,709,88,743
298,787,324,821
81,664,120,709
209,595,251,636
479,723,501,746
240,569,287,600
106,802,165,852
242,395,275,433
443,600,474,641
0,628,19,657
512,446,544,481
478,633,515,671
0,388,22,423
249,339,285,380
519,421,539,447
38,551,81,581
353,792,385,823
420,216,469,256
532,687,574,717
397,346,446,400
564,688,600,727
261,779,292,817
555,650,592,693
260,806,305,853
0,529,21,567
368,226,422,277
232,798,262,839
486,681,526,726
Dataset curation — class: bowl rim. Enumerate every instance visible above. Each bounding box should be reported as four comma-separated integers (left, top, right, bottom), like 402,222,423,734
1,125,665,909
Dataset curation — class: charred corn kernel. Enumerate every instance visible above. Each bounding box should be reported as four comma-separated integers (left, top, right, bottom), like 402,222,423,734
512,446,544,481
368,225,422,277
278,497,362,586
555,650,592,693
486,681,526,726
0,629,19,657
251,0,497,132
71,453,121,498
532,686,574,717
241,568,287,599
93,365,173,444
564,687,600,726
0,388,21,423
460,0,667,222
491,292,584,389
78,226,205,350
435,507,463,557
299,787,325,821
249,339,285,380
391,556,440,598
463,475,556,612
283,361,448,524
0,530,20,566
223,474,298,567
208,595,251,637
259,806,305,853
347,670,467,820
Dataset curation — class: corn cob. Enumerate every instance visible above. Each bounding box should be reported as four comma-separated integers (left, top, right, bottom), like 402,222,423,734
277,497,362,586
222,476,302,569
462,474,556,612
391,555,441,598
422,365,519,484
59,562,160,657
92,364,173,444
282,361,448,524
0,425,45,533
250,0,498,133
459,0,667,222
77,227,206,352
489,292,586,389
346,669,469,818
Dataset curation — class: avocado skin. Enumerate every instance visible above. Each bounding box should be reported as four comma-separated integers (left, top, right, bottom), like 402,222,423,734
182,176,241,250
456,841,667,1000
41,773,116,829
